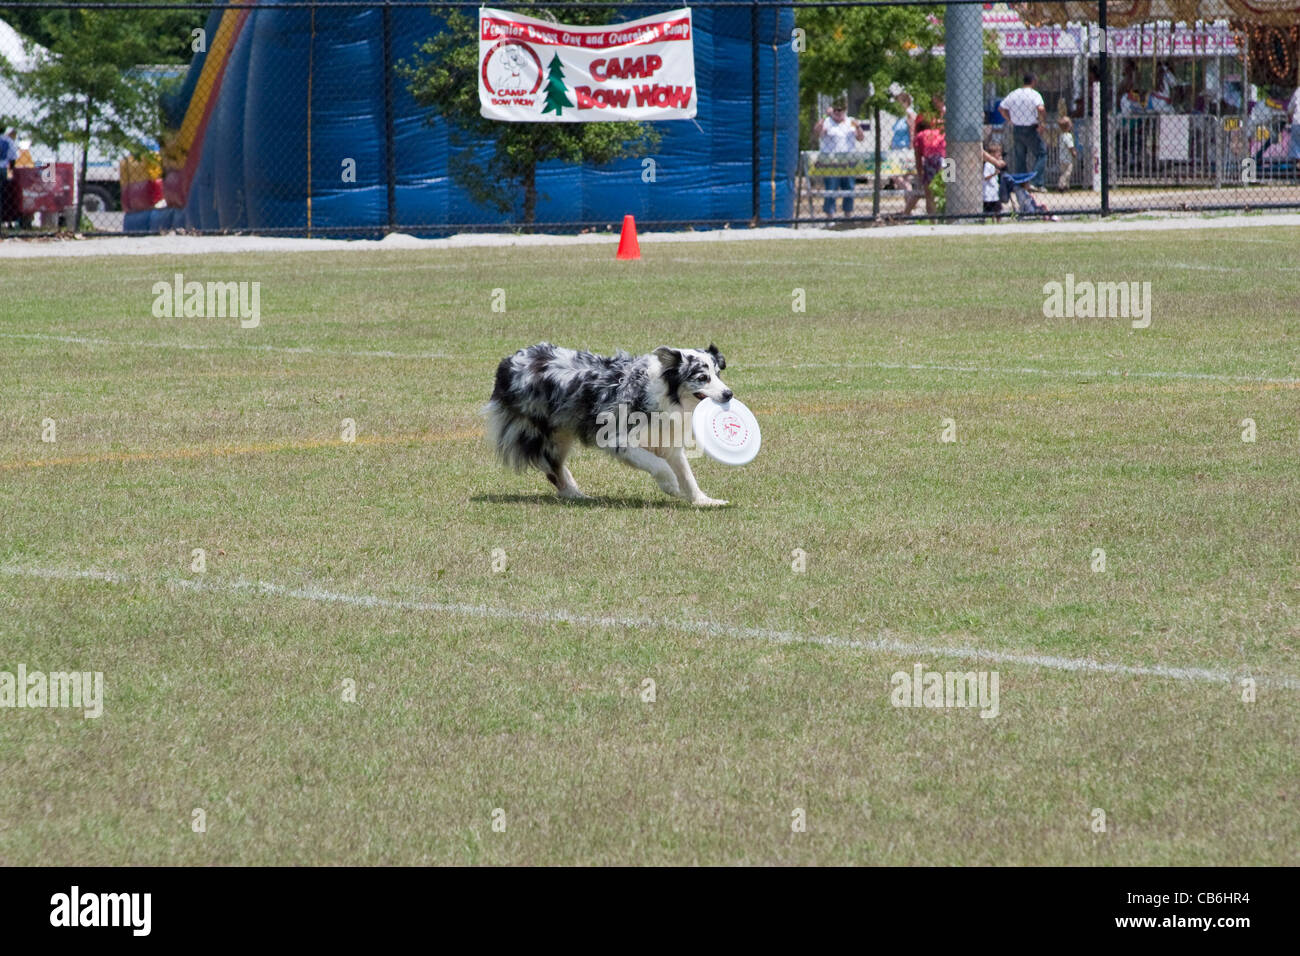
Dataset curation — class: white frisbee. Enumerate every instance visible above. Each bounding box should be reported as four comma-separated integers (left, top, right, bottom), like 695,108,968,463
692,397,761,465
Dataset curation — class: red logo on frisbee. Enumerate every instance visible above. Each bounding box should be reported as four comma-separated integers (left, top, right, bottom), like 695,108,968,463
713,412,748,447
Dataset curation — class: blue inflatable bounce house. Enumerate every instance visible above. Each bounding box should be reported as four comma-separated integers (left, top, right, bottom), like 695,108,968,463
129,2,798,234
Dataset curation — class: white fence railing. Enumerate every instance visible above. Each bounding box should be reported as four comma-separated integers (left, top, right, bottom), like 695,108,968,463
1109,114,1294,186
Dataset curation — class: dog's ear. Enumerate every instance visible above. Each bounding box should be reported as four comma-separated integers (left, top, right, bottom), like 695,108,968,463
654,346,682,368
706,343,726,371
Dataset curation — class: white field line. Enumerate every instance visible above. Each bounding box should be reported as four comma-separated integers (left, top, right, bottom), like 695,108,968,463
0,331,448,361
745,360,1300,385
1169,261,1300,273
660,257,1300,271
3,563,1295,691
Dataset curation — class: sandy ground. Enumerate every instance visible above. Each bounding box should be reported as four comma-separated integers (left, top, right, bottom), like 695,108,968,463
2,211,1299,259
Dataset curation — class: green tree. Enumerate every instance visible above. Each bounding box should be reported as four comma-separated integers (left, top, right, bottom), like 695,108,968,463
541,53,574,118
399,6,659,227
797,5,947,135
797,6,985,215
0,9,163,229
795,4,941,217
795,7,998,217
0,2,203,65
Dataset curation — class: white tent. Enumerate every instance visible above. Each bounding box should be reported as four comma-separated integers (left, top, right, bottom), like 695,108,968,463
0,18,54,155
0,17,48,72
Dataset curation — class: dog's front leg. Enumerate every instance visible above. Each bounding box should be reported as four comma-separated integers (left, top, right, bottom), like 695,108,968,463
667,446,727,507
613,445,681,498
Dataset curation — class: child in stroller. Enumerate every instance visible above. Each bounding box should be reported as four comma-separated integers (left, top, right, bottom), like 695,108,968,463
1002,170,1060,220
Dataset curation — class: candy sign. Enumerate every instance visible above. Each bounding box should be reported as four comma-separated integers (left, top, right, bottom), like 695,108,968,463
479,7,696,122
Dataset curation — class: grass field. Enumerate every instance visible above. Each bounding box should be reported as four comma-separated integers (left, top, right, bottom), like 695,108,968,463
1,225,1298,865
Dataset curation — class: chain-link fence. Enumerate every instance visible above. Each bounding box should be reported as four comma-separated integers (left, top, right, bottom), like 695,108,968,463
1,1,1297,235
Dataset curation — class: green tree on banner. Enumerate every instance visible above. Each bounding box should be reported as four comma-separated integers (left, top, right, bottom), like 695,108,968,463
540,54,573,117
399,4,658,228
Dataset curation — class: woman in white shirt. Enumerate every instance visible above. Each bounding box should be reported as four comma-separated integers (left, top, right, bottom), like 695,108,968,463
812,98,866,218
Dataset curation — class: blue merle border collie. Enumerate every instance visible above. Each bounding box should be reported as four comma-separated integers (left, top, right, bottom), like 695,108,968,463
485,343,734,506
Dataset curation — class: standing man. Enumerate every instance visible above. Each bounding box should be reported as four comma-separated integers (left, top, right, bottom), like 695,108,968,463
999,74,1047,188
813,98,866,219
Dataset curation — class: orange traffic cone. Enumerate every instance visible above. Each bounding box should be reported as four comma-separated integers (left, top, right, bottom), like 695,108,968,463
616,214,640,260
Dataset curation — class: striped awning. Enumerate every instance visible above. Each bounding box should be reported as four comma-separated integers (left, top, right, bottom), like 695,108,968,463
1016,1,1300,27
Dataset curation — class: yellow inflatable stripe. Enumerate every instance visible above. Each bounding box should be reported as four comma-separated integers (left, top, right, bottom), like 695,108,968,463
175,2,250,156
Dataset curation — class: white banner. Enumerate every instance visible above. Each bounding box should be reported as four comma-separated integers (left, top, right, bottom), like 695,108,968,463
1097,26,1241,57
478,7,696,123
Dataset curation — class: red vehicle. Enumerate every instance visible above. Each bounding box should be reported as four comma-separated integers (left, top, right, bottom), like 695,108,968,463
1,163,74,225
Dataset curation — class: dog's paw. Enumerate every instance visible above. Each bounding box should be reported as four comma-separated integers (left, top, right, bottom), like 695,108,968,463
655,471,681,497
691,496,729,507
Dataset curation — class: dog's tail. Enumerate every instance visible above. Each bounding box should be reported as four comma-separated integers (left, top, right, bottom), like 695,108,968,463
481,399,549,473
482,355,555,474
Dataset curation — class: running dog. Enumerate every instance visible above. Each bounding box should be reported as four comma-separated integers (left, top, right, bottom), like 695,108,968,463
485,343,733,506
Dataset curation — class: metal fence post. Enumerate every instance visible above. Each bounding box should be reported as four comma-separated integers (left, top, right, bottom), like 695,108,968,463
944,2,983,217
750,1,760,225
383,0,397,232
1099,0,1109,216
872,106,882,219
